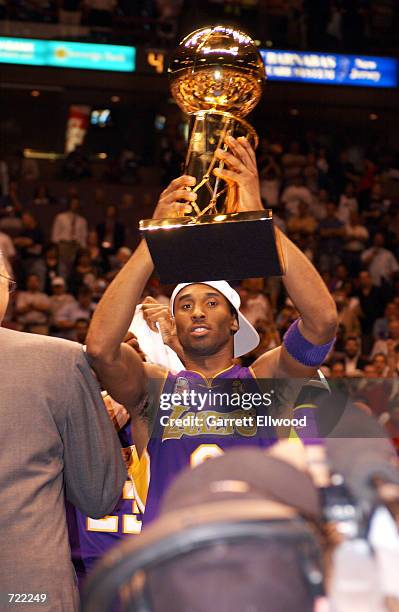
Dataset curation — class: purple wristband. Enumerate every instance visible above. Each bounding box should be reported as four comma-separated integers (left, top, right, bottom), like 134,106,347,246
283,319,335,367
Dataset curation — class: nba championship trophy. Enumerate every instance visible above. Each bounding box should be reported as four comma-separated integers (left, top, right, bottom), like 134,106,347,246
140,25,285,284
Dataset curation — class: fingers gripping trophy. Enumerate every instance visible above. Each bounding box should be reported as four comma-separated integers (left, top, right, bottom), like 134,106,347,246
140,25,285,284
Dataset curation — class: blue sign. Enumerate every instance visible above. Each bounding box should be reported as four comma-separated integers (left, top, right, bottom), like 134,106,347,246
260,49,398,88
0,37,135,72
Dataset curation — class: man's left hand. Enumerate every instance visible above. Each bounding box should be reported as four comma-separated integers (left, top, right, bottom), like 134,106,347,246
214,135,264,213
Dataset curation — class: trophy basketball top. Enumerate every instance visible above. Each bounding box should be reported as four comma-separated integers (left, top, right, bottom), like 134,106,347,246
168,25,265,118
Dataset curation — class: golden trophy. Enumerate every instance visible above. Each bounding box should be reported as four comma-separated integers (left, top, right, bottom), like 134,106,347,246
140,25,285,284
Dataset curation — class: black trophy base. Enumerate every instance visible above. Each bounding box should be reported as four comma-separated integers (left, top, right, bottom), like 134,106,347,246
139,211,285,284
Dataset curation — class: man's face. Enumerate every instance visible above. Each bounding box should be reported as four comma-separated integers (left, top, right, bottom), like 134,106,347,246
344,339,358,357
173,284,238,357
373,355,387,375
52,284,65,295
27,275,40,292
331,362,345,378
359,271,372,289
69,198,80,212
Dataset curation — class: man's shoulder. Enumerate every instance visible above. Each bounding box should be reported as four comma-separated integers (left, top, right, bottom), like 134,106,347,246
0,327,82,358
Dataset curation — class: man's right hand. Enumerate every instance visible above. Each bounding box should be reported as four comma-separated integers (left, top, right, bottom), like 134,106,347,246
141,296,171,333
141,296,184,359
152,175,197,219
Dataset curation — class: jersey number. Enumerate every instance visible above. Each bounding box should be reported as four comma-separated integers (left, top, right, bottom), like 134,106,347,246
86,481,142,534
190,444,224,468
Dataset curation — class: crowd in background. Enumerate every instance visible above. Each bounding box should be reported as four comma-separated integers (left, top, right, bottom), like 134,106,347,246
1,126,399,445
0,0,398,52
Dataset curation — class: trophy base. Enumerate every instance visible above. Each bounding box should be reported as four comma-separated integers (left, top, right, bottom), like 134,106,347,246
140,211,285,284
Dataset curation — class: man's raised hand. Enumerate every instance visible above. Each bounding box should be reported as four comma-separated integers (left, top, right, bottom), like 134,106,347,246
214,135,264,213
152,175,197,219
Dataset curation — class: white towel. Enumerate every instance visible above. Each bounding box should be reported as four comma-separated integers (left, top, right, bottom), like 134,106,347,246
129,305,184,373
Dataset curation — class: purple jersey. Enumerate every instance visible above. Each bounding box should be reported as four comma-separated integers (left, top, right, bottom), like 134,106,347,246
68,423,145,581
142,364,277,525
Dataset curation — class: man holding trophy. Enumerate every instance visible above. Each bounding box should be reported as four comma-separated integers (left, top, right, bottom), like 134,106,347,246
86,27,337,523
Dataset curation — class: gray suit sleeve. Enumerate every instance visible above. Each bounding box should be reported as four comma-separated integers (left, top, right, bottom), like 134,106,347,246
62,348,127,518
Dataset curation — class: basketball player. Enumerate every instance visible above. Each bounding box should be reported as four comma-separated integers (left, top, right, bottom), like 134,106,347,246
87,136,337,523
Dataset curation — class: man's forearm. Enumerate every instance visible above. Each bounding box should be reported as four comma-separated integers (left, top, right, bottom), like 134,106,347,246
276,228,337,343
87,240,153,359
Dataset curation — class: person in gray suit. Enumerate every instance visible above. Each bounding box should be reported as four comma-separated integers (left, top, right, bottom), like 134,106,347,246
0,250,126,611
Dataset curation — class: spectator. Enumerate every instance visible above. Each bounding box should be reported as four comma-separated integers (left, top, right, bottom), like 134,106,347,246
286,200,317,241
1,180,24,215
362,362,377,378
303,151,319,193
281,141,306,182
330,263,349,292
375,213,397,253
357,157,378,210
331,150,358,197
241,317,281,366
363,181,390,224
32,184,53,206
48,276,77,333
107,246,132,281
361,231,399,287
144,277,170,306
51,196,88,271
315,147,330,189
318,202,345,273
343,211,369,276
31,243,68,295
74,317,90,344
310,187,329,220
340,335,368,376
97,204,125,254
15,273,50,334
275,299,299,336
87,229,108,275
330,360,346,378
52,286,95,340
239,278,272,327
373,302,399,341
281,176,313,217
371,319,399,358
337,182,358,224
68,248,98,296
334,290,361,338
13,212,44,278
356,270,386,353
259,154,282,207
372,352,390,378
19,152,40,182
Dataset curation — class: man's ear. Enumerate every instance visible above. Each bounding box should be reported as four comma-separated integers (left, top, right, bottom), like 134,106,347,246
231,315,239,335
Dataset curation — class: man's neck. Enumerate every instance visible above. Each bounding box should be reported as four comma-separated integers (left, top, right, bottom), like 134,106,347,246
182,346,235,379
